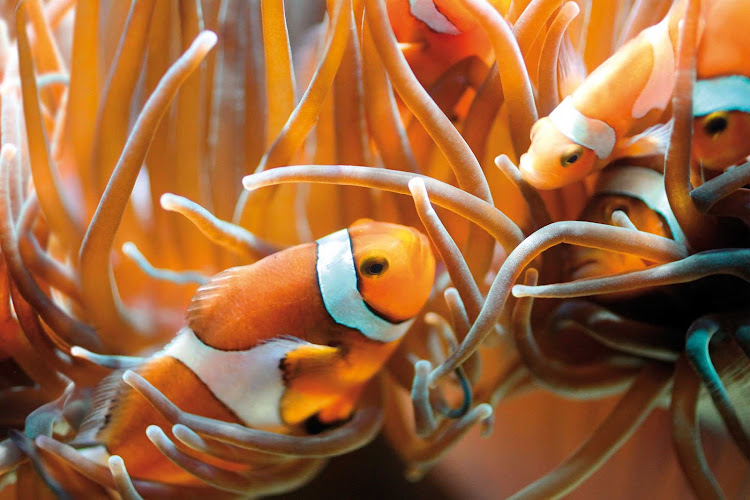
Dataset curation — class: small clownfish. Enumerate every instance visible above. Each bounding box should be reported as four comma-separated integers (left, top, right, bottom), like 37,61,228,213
72,220,435,485
692,0,750,171
565,166,685,297
386,0,496,87
519,3,686,190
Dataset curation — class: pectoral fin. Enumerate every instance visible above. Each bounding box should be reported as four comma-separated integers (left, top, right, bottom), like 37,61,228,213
280,343,342,384
279,343,348,426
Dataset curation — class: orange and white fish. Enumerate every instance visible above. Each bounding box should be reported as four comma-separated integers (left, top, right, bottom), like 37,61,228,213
519,3,683,190
68,220,435,484
692,1,750,171
566,166,685,292
386,0,496,87
520,0,750,188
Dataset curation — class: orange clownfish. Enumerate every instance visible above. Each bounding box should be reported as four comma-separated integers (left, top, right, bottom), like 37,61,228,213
519,3,683,190
520,0,750,188
71,220,435,485
386,0,495,87
692,0,750,171
566,166,685,298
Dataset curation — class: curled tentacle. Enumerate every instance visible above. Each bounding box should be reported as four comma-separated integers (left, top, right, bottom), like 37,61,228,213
511,269,641,398
430,221,687,383
69,346,146,370
122,242,209,285
34,436,236,499
9,430,73,500
671,355,724,500
494,154,551,230
548,300,682,362
123,370,385,457
685,316,750,462
690,160,750,213
145,425,325,495
242,164,525,252
411,359,438,437
171,424,286,466
161,193,281,261
512,249,750,299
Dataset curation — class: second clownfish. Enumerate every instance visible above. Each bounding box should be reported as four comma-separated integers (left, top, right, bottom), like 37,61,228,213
519,0,750,188
519,0,685,190
70,220,435,485
566,165,685,291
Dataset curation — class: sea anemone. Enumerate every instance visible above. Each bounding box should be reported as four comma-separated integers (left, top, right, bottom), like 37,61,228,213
0,0,748,499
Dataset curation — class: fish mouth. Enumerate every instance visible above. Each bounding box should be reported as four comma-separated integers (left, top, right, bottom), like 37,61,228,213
519,154,559,190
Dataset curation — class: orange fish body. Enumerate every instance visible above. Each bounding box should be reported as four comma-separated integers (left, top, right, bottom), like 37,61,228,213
72,221,435,484
520,0,750,188
519,3,684,189
692,0,750,170
386,0,496,87
566,166,683,299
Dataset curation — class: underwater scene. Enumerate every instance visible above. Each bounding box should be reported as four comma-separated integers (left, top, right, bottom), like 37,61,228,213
0,0,749,498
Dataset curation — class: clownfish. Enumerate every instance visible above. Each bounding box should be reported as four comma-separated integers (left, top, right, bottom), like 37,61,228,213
69,220,435,485
520,0,750,188
386,0,496,87
566,166,685,293
692,0,750,171
519,2,684,190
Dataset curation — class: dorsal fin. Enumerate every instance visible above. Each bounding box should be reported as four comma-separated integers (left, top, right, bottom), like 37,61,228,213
186,266,249,338
185,243,323,351
71,370,127,447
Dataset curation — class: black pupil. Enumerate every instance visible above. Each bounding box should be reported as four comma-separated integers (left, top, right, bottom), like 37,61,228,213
368,262,384,275
566,154,579,164
705,116,728,136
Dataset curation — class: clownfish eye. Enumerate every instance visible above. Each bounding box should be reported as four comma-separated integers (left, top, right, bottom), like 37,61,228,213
360,256,389,277
703,111,729,137
560,145,584,167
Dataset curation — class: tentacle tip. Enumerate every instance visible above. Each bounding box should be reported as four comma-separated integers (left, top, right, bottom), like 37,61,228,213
494,154,511,167
121,241,137,255
476,403,493,421
414,359,432,375
1,143,18,161
511,284,529,297
443,287,460,301
121,370,139,386
34,435,52,450
196,30,218,49
242,175,257,191
69,346,86,358
423,312,441,325
159,193,178,209
145,425,162,442
171,423,191,439
108,455,124,469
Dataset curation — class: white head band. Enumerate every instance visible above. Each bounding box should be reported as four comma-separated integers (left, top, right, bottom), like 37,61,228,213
694,75,750,117
595,166,687,244
549,96,617,160
316,229,413,343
